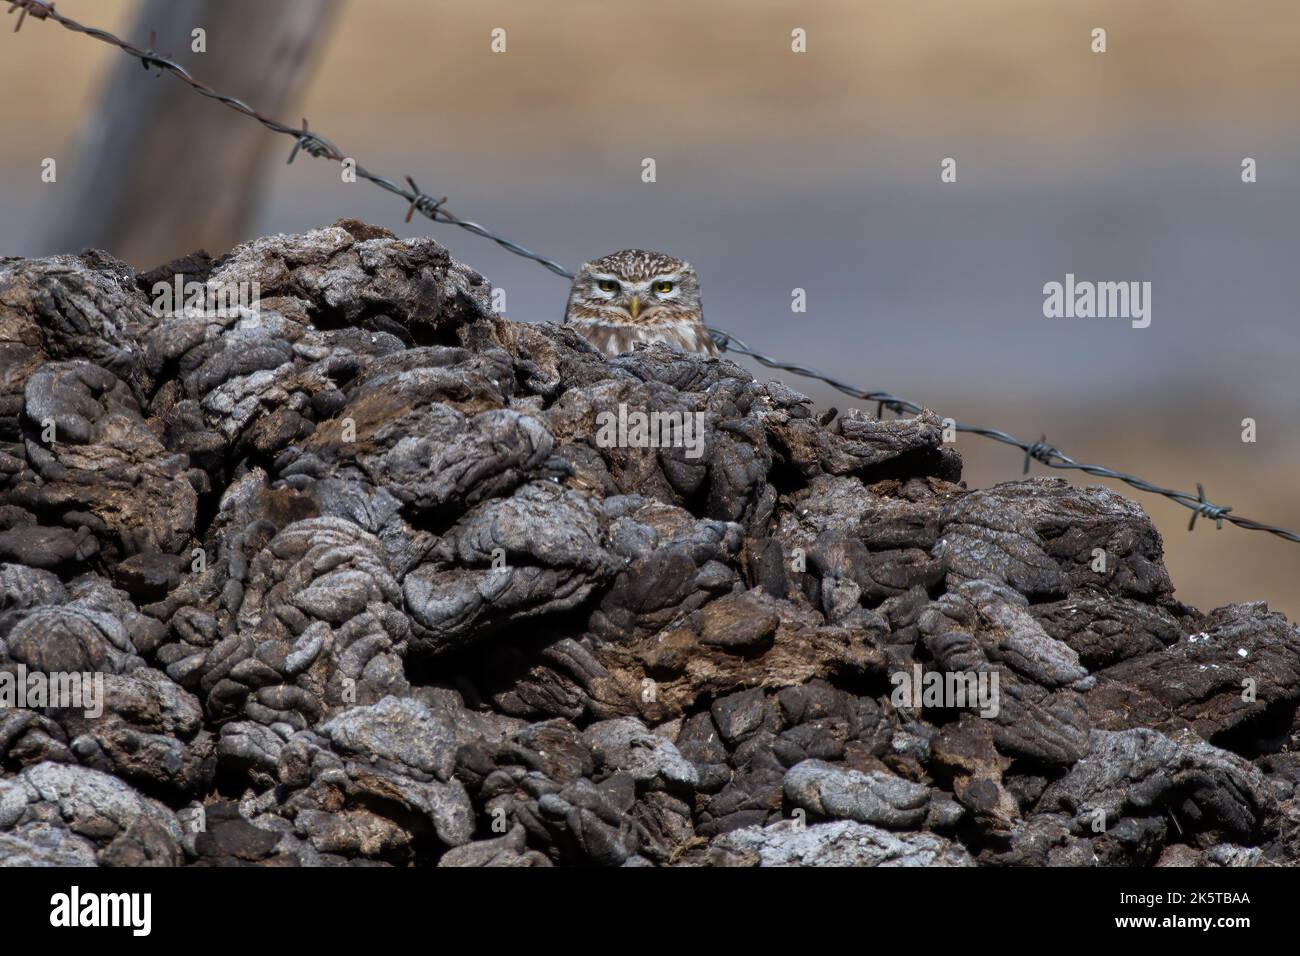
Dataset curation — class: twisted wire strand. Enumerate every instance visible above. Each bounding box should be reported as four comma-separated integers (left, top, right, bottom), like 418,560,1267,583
708,328,1299,543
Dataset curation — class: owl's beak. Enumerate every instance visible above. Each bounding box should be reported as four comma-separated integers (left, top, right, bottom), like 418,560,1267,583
628,295,641,319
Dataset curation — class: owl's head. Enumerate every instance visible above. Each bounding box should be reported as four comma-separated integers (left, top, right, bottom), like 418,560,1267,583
565,249,701,326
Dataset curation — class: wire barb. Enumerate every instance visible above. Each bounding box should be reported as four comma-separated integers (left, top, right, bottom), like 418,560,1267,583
140,28,168,75
1188,483,1232,532
285,118,311,164
403,177,446,223
1023,435,1058,474
10,0,1300,547
7,0,51,33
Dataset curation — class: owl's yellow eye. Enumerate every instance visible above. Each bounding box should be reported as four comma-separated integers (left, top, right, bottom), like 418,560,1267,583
597,279,620,293
655,280,674,294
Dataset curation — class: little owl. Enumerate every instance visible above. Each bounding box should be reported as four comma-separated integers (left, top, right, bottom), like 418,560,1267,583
564,249,718,358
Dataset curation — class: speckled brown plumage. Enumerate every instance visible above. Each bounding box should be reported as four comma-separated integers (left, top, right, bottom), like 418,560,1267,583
564,249,717,358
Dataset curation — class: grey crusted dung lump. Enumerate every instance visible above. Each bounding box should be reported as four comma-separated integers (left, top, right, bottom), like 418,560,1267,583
1,219,1298,867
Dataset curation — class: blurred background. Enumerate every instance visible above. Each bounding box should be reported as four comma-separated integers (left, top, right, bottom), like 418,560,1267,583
2,0,1298,619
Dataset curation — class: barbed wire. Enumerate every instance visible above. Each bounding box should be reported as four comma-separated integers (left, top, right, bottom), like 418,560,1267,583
8,0,1299,545
707,329,1300,542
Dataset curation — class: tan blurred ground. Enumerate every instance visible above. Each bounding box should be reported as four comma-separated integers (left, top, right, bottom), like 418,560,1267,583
1,0,1297,621
6,1,1300,162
